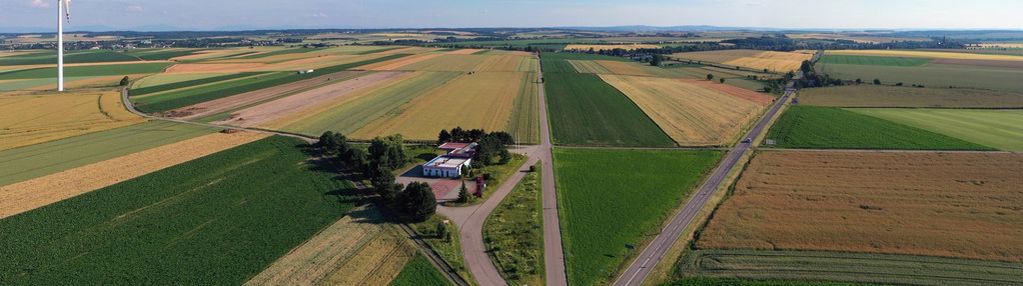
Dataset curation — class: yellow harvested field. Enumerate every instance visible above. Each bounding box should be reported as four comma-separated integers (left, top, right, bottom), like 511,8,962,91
565,44,661,51
359,53,444,71
568,60,611,74
169,48,260,61
215,71,407,127
601,75,767,146
397,54,486,72
0,131,268,219
476,54,538,72
828,49,1023,61
166,63,265,73
672,49,812,72
978,43,1023,48
0,90,145,151
596,60,665,77
445,48,484,55
28,74,150,91
245,205,414,286
351,72,527,140
372,46,439,55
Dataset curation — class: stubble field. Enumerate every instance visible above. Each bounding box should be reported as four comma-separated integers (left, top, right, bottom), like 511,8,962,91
0,90,145,151
671,50,812,72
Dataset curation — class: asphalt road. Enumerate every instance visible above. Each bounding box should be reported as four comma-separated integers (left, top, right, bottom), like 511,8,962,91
537,59,569,286
612,86,795,286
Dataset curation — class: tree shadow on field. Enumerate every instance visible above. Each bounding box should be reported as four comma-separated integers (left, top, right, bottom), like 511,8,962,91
323,187,364,206
342,204,390,225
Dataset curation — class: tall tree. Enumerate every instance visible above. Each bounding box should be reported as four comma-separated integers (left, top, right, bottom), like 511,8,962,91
399,182,436,222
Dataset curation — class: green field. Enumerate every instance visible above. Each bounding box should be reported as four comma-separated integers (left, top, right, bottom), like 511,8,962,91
0,62,174,80
129,72,263,96
553,148,721,286
852,108,1023,151
818,63,1023,93
484,163,544,286
765,106,992,150
507,72,540,144
670,277,871,286
280,71,461,136
798,85,1023,108
0,121,215,186
230,48,317,60
0,136,356,285
820,54,931,66
0,50,141,66
131,54,407,113
677,249,1023,286
540,52,629,73
122,49,204,61
543,72,674,147
388,254,451,286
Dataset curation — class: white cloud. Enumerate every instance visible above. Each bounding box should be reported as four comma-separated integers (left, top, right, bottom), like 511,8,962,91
127,5,144,12
30,0,50,8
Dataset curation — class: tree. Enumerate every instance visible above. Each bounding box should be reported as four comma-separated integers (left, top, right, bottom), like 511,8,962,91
799,60,812,73
372,166,399,202
399,182,436,222
119,76,130,86
719,78,726,84
437,129,451,145
435,221,447,239
855,78,862,84
873,78,882,85
650,54,663,66
706,74,714,81
456,181,470,203
368,135,406,170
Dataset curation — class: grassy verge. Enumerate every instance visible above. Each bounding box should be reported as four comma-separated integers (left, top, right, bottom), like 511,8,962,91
483,163,544,286
388,254,452,286
409,214,474,285
0,136,357,285
553,148,722,286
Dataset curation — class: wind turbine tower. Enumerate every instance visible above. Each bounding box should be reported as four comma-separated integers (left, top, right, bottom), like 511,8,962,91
57,0,71,92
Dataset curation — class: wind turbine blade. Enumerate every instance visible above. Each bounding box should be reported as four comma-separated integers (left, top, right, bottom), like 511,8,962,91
64,0,71,23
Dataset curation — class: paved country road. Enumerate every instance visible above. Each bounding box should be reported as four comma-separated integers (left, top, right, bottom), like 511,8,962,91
612,84,796,286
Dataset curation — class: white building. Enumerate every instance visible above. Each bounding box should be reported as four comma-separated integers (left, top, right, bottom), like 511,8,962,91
422,142,477,178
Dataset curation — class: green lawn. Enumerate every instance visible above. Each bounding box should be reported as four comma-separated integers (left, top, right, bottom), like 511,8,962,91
0,121,215,186
388,254,451,286
819,54,931,66
554,148,721,286
0,50,141,66
0,62,173,80
677,249,1022,286
0,136,357,285
852,108,1023,151
765,106,992,150
132,54,407,113
543,72,674,147
484,163,544,286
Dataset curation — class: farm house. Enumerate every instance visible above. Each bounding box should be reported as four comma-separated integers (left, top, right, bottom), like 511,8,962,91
422,142,477,178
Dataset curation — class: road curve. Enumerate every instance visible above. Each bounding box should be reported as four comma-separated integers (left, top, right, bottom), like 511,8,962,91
612,87,795,286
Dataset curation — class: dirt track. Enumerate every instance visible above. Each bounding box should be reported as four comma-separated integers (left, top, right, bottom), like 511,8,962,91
215,71,405,127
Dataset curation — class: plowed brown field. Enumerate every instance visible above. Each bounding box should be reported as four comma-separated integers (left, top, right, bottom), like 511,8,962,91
0,131,267,219
699,151,1023,262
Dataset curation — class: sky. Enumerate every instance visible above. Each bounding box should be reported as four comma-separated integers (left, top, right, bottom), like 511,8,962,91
2,0,1022,32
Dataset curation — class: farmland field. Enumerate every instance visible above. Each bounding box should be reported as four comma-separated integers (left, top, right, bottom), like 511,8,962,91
389,255,450,286
554,148,721,286
0,132,268,219
671,50,812,72
0,121,215,187
484,163,544,286
0,62,173,80
0,90,145,151
818,62,1023,93
543,72,674,147
764,106,991,150
129,72,261,96
819,54,930,66
396,54,486,72
852,108,1023,151
798,85,1023,108
0,136,357,285
132,72,231,89
350,72,534,141
826,49,1023,61
277,71,460,137
564,44,661,51
600,75,771,146
678,250,1023,286
698,151,1023,262
0,49,142,66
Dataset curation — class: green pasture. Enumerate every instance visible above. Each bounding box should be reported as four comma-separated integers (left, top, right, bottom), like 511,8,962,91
853,108,1023,151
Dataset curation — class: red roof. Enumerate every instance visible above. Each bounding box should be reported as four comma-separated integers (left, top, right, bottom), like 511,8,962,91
438,142,471,150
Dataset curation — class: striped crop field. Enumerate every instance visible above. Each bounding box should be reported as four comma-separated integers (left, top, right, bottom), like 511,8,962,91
350,71,534,141
826,49,1023,61
797,85,1023,108
600,75,772,146
0,62,173,80
564,44,662,51
0,90,145,151
819,54,931,66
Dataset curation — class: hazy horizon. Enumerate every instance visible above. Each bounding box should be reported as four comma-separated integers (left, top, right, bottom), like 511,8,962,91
2,0,1022,33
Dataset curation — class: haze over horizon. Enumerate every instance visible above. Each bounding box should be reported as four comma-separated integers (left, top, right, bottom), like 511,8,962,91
2,0,1022,33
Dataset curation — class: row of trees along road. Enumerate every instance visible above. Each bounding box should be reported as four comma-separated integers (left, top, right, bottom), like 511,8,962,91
316,131,436,222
